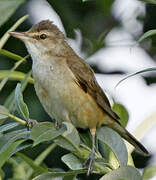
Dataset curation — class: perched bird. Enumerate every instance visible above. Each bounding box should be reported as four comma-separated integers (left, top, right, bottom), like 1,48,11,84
9,20,149,175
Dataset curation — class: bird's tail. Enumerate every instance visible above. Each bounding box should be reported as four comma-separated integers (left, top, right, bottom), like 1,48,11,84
109,121,149,155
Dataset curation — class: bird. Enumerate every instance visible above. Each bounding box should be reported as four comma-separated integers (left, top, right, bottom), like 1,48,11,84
9,20,149,175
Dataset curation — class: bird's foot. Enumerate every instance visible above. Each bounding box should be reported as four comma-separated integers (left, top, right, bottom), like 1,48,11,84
55,121,62,130
27,119,38,129
83,150,95,176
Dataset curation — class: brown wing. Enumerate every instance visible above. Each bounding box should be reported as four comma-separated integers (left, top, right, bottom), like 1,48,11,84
66,56,120,121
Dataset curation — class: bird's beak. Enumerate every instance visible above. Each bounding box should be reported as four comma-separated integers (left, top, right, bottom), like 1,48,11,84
9,31,29,41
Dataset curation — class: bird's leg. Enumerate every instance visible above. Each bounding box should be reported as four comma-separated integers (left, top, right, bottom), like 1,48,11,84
83,128,96,176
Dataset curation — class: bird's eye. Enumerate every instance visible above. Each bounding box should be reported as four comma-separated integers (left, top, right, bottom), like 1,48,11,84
40,34,47,39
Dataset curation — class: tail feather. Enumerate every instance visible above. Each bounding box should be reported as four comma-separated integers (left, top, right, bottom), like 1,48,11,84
110,122,149,155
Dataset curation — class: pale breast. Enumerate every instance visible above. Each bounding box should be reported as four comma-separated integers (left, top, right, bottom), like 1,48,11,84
32,56,105,129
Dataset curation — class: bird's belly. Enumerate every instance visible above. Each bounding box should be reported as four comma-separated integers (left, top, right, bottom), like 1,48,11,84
66,89,105,129
35,80,106,129
33,60,105,129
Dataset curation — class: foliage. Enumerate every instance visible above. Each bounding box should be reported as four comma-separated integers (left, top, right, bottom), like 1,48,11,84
116,67,156,88
0,0,26,27
138,0,156,4
0,1,156,180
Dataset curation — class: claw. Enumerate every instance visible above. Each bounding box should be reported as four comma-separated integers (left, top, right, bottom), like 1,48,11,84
55,121,62,129
27,119,37,129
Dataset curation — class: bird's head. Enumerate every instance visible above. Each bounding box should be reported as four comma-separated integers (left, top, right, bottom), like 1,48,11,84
9,20,65,57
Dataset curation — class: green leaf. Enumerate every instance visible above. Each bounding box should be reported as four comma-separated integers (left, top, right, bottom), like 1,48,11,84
138,0,156,5
0,129,24,144
94,158,114,171
54,122,80,152
98,141,111,161
116,67,156,88
0,139,25,168
0,14,28,50
0,105,9,120
15,83,29,121
33,170,87,180
0,122,19,133
63,175,76,180
11,141,32,156
97,127,128,166
26,143,57,179
112,103,129,127
142,165,156,180
0,49,23,61
0,70,34,83
0,129,25,150
138,29,156,43
30,122,66,146
0,168,5,179
0,0,25,27
62,153,84,170
16,152,48,173
100,166,141,180
8,156,28,179
0,56,27,92
4,70,32,112
34,143,57,165
79,131,92,148
0,130,29,153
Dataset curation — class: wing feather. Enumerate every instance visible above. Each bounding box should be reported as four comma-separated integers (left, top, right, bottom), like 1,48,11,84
66,56,120,121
